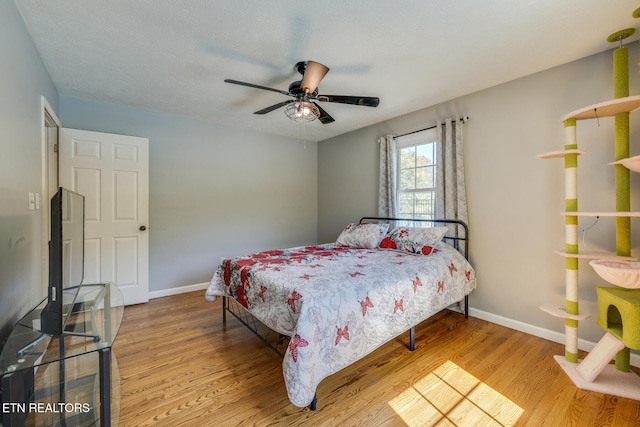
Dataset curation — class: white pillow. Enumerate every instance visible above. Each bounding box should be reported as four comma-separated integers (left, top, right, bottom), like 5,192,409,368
336,223,390,249
379,226,448,255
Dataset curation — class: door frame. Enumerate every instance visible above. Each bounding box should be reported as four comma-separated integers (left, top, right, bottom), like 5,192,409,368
40,96,61,293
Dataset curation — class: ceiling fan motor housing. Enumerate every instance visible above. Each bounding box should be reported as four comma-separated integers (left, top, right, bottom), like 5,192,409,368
288,81,318,97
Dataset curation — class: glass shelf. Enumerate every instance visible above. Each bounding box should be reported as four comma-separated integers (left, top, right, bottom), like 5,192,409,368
0,283,123,375
0,283,123,427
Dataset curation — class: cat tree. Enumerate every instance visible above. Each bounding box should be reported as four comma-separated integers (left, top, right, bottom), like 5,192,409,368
537,27,640,399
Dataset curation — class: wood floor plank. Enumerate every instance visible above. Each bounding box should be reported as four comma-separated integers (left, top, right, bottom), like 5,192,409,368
113,291,640,426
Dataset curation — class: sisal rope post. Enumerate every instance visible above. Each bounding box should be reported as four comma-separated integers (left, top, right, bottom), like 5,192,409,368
613,44,632,372
564,118,579,363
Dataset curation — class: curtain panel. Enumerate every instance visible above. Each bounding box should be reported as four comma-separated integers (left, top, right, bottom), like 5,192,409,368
377,135,398,217
436,117,468,224
436,118,469,250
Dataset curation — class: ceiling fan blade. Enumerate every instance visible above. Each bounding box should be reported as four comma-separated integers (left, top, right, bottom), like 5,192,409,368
317,95,380,107
312,102,335,124
224,79,291,96
300,61,329,94
254,99,296,115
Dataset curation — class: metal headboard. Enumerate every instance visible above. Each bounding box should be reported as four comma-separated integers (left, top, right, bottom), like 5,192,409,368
358,217,469,259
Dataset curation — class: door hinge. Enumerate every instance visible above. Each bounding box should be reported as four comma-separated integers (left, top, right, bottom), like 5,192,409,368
53,143,58,153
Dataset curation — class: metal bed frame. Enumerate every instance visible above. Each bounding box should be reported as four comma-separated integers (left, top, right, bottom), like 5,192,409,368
360,217,470,319
220,217,471,410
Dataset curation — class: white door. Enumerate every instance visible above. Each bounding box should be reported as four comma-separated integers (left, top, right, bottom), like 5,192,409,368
59,128,149,305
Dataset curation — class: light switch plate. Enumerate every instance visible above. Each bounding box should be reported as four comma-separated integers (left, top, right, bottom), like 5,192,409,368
28,192,36,211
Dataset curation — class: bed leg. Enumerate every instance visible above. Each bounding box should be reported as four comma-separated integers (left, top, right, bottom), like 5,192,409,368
409,326,415,351
310,395,317,411
222,296,227,324
464,295,469,319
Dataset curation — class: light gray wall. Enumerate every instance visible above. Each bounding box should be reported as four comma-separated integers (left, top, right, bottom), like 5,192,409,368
60,96,318,292
318,43,640,344
0,0,59,347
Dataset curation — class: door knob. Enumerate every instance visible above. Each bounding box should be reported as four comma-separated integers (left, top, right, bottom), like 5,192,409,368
139,225,147,231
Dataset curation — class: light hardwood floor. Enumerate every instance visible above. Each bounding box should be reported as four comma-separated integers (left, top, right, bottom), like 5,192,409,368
113,291,640,426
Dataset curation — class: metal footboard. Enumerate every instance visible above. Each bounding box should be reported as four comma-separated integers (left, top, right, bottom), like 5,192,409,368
222,296,289,357
221,297,319,409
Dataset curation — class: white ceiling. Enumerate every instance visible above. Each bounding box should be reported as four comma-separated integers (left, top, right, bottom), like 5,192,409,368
14,0,640,142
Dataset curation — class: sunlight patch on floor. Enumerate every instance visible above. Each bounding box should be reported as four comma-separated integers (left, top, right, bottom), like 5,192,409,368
388,361,523,426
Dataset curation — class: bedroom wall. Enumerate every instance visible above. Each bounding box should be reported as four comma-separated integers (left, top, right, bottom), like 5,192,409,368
0,0,59,348
59,96,318,294
318,43,640,346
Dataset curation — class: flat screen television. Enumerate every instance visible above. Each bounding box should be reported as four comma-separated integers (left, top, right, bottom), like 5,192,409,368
40,188,85,335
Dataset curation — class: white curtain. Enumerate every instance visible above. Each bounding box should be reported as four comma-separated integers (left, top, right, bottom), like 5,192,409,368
378,135,398,217
436,117,469,230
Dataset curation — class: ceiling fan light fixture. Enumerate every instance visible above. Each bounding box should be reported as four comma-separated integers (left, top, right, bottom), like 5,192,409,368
225,60,379,125
284,101,320,122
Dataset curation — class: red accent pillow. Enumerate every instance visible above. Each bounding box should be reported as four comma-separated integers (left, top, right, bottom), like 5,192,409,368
378,226,447,255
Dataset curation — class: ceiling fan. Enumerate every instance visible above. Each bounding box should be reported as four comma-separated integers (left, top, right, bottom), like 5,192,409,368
224,61,380,124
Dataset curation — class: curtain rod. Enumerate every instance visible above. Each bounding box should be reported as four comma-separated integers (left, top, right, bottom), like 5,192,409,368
394,116,469,139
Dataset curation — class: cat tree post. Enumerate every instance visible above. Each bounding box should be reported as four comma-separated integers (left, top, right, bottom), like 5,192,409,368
612,31,632,371
564,117,580,363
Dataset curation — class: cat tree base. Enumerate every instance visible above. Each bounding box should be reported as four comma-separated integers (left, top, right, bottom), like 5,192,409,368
554,355,640,400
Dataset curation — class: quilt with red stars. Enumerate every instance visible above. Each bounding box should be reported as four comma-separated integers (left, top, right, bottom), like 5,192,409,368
206,242,475,407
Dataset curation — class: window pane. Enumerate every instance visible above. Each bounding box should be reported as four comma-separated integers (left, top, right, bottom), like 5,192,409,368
415,192,435,219
399,193,415,216
400,169,415,190
400,147,416,169
416,166,434,188
416,143,434,167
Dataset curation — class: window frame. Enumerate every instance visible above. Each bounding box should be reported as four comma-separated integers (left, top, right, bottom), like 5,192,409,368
395,128,438,221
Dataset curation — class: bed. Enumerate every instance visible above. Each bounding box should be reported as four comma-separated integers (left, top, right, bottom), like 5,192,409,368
205,217,475,408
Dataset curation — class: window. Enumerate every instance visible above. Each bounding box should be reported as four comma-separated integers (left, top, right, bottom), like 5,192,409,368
397,130,437,220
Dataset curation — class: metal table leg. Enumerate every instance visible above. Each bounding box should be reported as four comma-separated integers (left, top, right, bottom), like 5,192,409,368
98,348,111,427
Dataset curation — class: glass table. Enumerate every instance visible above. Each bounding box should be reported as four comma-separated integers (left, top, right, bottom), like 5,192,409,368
1,283,123,427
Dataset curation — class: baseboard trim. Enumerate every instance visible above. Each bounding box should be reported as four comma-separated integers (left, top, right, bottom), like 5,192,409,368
469,307,640,368
149,282,209,300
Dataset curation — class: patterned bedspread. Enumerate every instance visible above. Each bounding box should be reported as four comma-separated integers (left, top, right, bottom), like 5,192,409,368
206,242,475,407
